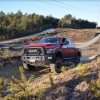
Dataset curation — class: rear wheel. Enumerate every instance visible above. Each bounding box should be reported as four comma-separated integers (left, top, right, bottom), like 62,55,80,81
74,55,80,66
23,63,35,71
50,57,62,73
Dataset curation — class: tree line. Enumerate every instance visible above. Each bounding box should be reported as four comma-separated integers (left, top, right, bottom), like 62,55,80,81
0,10,97,40
58,14,97,29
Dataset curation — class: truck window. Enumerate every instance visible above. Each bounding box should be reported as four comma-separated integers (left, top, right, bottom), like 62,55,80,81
66,38,73,45
38,38,60,43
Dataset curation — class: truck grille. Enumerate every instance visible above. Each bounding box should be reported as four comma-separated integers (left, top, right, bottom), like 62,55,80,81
24,47,45,55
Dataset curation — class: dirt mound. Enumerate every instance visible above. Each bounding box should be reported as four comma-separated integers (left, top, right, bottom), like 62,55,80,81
42,57,100,100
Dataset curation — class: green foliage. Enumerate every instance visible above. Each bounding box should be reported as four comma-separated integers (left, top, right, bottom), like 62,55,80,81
58,14,97,29
4,66,34,100
79,64,88,77
0,11,59,41
4,94,15,100
89,72,100,99
35,88,45,100
61,66,68,73
49,74,54,86
2,49,10,60
0,77,5,97
0,10,97,41
76,63,89,81
89,80,100,99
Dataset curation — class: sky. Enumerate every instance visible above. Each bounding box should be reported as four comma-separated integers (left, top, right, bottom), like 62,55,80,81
1,0,100,26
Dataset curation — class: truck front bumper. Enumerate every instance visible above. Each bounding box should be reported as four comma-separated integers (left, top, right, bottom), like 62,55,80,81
21,54,55,66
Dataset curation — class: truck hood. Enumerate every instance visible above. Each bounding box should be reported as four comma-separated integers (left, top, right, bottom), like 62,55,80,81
25,43,59,48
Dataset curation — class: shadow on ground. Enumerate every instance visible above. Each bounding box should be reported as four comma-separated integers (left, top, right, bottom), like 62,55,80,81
41,68,99,100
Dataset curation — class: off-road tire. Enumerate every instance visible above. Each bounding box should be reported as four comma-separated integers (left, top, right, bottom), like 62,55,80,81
23,63,35,71
50,57,63,73
74,55,80,66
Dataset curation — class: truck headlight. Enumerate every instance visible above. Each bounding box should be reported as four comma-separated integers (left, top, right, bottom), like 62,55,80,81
46,48,55,53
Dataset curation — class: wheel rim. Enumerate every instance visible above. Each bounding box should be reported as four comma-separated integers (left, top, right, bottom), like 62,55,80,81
56,61,62,70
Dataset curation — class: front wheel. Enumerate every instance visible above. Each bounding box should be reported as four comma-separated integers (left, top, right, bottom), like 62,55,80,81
22,63,35,71
50,57,63,73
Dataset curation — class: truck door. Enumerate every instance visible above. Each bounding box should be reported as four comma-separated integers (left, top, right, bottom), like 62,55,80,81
66,38,76,57
61,38,70,58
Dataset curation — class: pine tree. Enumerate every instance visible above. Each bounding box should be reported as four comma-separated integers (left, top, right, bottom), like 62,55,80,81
4,66,34,100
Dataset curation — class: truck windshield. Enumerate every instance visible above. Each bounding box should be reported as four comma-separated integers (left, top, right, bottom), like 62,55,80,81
38,38,60,43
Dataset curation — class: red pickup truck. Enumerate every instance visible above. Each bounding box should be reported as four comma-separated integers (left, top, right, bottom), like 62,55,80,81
21,36,81,73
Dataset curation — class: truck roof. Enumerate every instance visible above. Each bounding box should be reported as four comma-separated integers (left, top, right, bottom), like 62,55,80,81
43,36,69,39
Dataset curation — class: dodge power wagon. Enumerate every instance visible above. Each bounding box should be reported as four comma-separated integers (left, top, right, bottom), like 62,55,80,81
21,36,81,73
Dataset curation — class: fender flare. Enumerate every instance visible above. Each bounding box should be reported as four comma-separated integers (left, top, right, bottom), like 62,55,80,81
76,51,81,57
55,49,63,58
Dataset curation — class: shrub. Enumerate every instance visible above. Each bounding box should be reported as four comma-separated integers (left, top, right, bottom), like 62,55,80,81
49,74,54,86
89,72,100,99
61,66,68,73
77,63,88,77
4,66,34,100
89,80,100,99
79,64,88,77
2,49,10,60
